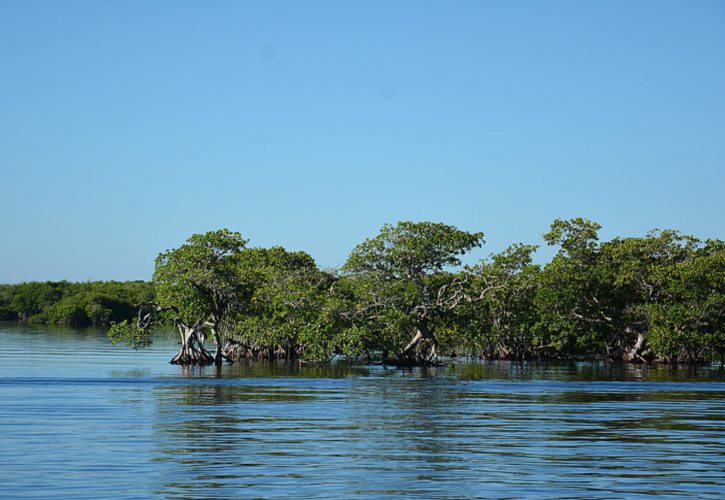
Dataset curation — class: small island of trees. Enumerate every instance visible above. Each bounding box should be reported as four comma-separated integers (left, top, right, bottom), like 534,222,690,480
2,218,723,366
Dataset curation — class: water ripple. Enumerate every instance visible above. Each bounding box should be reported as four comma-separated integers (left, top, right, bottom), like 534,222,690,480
1,324,724,498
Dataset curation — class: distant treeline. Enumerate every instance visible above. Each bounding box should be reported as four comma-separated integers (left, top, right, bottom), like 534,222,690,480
0,281,154,326
106,219,724,366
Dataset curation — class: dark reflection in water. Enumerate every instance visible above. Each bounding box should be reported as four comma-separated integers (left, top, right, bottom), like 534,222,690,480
1,324,725,499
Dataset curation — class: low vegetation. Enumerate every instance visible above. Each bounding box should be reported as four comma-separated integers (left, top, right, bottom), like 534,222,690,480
0,280,153,326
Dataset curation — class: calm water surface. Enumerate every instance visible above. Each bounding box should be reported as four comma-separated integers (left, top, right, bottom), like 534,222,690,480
1,323,724,499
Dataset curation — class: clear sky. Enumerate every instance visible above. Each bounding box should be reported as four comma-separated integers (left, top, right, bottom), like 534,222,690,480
1,0,724,283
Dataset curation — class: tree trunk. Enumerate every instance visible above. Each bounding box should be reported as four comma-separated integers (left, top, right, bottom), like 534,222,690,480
211,325,224,366
170,323,214,365
395,319,439,366
624,332,652,363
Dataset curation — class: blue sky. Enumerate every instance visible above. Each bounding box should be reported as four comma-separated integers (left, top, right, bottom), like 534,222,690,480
1,0,724,282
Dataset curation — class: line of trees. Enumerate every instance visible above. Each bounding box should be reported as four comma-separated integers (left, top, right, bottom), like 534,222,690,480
0,281,153,326
105,219,724,366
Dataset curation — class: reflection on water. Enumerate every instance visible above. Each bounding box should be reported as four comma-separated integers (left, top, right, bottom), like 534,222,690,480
1,324,724,498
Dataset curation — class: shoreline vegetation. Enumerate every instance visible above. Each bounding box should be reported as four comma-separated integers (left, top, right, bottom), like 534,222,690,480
0,280,152,327
1,218,723,366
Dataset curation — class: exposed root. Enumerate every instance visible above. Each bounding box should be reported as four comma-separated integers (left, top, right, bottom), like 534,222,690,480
623,333,653,363
388,327,441,366
221,339,304,361
170,345,215,365
169,323,217,366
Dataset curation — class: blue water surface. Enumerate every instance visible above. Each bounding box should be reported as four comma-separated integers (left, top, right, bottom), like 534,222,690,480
1,323,724,499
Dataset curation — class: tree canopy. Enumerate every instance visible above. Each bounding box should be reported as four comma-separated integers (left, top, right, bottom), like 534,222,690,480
341,221,485,364
108,229,248,364
5,219,722,366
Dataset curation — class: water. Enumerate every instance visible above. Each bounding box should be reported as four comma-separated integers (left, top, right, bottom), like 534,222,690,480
1,323,725,499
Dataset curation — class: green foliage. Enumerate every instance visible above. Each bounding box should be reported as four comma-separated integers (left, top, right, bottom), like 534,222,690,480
645,244,725,363
452,244,541,359
103,229,250,358
341,221,485,360
543,218,601,256
0,285,13,320
5,219,722,366
344,221,484,279
229,247,342,361
153,229,248,325
534,219,622,358
0,280,153,326
108,320,152,349
533,221,724,363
